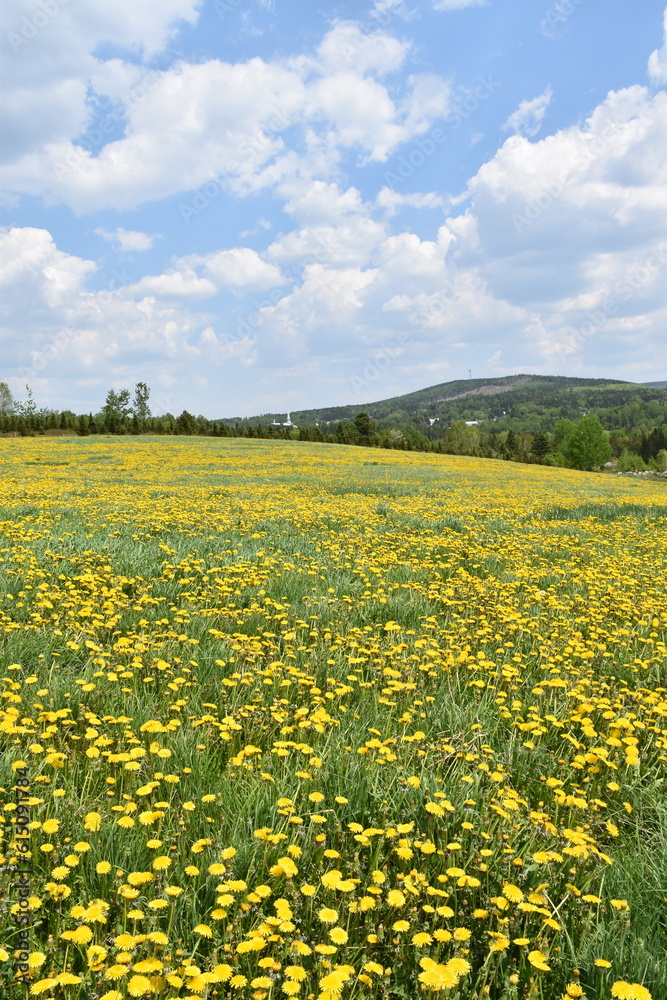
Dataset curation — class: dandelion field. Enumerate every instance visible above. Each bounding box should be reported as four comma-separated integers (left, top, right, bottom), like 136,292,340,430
1,437,666,1000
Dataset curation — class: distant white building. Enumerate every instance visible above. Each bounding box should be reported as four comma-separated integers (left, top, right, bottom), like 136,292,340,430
465,420,480,426
270,412,298,428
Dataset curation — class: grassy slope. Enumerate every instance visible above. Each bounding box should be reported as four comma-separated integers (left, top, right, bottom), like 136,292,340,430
0,438,666,999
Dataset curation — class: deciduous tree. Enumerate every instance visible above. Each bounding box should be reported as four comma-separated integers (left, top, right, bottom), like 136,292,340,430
565,415,612,470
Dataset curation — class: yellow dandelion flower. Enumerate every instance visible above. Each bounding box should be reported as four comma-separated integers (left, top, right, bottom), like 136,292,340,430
329,927,348,944
418,965,459,989
61,926,93,945
146,931,168,945
83,812,102,832
528,950,551,971
127,871,153,887
56,973,82,985
127,974,152,996
387,889,406,907
30,979,58,995
291,941,313,956
132,959,163,974
211,963,233,981
611,985,653,1000
104,966,130,980
412,932,433,946
447,958,471,975
285,966,307,980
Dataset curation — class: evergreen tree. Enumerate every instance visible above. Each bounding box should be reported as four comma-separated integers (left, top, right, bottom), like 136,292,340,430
532,432,550,461
176,410,196,435
354,412,376,446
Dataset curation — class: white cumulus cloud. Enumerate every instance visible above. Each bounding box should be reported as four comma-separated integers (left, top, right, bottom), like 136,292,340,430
1,0,202,165
502,87,553,138
1,20,451,213
196,248,285,292
648,8,667,84
94,227,161,252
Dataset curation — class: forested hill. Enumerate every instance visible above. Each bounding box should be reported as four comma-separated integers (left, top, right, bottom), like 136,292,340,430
232,374,667,432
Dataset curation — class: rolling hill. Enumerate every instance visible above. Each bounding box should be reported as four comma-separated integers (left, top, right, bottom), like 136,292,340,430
224,374,667,434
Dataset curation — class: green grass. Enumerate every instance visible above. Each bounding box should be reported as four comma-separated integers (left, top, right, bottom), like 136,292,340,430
0,438,666,999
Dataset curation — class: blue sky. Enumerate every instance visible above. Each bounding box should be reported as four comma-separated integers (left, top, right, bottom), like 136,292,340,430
1,0,666,418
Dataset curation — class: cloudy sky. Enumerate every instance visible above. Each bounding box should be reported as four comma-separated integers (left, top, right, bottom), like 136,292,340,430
1,0,666,417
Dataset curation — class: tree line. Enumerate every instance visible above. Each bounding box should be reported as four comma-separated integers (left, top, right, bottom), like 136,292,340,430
1,381,665,473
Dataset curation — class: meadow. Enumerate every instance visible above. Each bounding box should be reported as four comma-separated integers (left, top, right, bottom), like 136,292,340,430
0,436,666,1000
